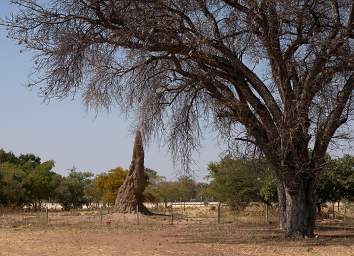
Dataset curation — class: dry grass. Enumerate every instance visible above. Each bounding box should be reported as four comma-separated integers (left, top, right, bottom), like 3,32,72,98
1,205,354,255
1,221,354,256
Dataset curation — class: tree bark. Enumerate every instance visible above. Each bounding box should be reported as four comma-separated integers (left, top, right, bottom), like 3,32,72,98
114,129,151,215
283,176,317,237
277,180,287,230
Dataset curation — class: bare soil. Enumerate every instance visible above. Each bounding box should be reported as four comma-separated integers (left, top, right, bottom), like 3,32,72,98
1,219,354,256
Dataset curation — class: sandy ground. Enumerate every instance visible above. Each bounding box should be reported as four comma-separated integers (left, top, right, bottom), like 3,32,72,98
1,221,354,256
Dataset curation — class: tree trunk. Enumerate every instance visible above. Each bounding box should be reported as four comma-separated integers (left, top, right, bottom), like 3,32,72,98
277,180,287,230
114,129,151,215
317,203,321,215
283,177,317,237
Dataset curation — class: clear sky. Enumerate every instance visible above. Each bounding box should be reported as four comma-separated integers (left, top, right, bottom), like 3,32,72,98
0,1,225,181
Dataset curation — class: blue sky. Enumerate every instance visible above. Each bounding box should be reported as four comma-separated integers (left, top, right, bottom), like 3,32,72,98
0,1,224,181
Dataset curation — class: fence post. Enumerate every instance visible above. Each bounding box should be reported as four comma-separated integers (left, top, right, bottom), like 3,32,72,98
100,208,103,225
136,204,140,225
170,204,174,225
23,208,27,226
265,204,269,223
217,202,221,224
45,207,48,226
344,205,347,223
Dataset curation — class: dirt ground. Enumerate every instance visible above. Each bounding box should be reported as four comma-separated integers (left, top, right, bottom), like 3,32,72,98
1,220,354,256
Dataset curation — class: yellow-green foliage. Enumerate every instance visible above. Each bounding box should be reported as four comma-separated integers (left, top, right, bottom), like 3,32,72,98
95,167,128,206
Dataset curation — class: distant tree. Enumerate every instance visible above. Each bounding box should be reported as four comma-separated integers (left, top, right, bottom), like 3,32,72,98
0,149,18,165
177,176,198,201
259,168,278,206
207,157,260,210
56,169,94,210
143,168,165,205
156,181,180,207
0,171,4,205
84,180,101,208
0,150,60,208
95,167,128,206
144,174,201,207
22,160,61,209
318,155,354,211
206,156,278,210
18,154,41,168
0,162,27,207
144,168,164,187
196,182,211,202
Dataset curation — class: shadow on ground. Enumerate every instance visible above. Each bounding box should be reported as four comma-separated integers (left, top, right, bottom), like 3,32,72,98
167,222,354,248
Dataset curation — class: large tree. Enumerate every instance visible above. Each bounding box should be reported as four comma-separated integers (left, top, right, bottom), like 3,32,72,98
3,0,354,237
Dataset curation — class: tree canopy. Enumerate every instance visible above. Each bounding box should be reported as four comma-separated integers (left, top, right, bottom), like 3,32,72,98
207,156,277,209
0,149,60,208
318,154,354,205
95,167,128,206
2,0,354,236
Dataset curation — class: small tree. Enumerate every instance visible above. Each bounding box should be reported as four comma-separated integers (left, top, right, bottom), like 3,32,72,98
318,155,354,214
95,167,128,206
176,176,198,201
259,169,278,206
207,156,277,209
0,162,27,207
0,150,60,208
207,157,260,210
22,160,61,209
143,168,166,206
56,169,94,210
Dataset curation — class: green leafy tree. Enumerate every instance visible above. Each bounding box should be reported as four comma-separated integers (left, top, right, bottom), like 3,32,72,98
145,181,180,207
207,156,277,210
144,174,200,207
143,168,165,204
56,169,94,210
0,162,27,207
0,150,19,165
156,181,180,206
0,150,47,207
318,155,354,208
0,149,61,208
259,169,278,206
84,180,101,207
177,176,198,201
208,157,260,210
196,182,210,202
22,160,61,208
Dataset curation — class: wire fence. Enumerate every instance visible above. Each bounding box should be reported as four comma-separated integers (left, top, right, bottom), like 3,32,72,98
0,202,278,228
2,201,351,229
159,202,279,225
